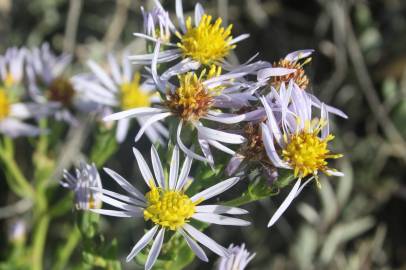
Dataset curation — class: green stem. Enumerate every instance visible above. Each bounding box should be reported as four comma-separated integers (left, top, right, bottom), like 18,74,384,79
53,227,81,270
32,215,50,270
223,193,257,207
0,138,35,198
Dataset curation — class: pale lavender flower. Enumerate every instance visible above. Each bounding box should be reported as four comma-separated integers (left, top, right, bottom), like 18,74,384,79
0,48,51,137
130,0,250,70
72,52,168,143
26,43,97,125
217,243,255,270
61,163,102,210
141,1,175,43
8,219,27,243
0,47,26,88
256,49,347,119
260,83,344,227
91,145,250,270
104,42,262,164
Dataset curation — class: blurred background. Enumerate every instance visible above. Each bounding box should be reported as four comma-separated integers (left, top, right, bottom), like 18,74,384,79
1,0,406,269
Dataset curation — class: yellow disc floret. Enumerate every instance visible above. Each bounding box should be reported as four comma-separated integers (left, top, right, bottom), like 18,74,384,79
271,57,311,90
282,120,342,178
177,14,235,65
120,73,151,110
0,89,11,120
165,66,221,121
144,185,198,230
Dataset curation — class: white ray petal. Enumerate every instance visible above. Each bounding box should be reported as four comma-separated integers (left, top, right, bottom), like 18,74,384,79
229,34,250,45
90,187,145,207
260,96,283,146
87,60,116,92
320,103,329,139
98,194,143,213
191,177,240,203
261,124,290,168
90,208,141,218
197,126,245,144
134,112,172,142
193,213,250,226
116,118,129,143
195,205,248,215
161,58,200,81
183,224,229,257
151,145,165,188
194,3,204,25
257,67,296,81
108,53,122,84
169,146,180,190
207,140,235,155
268,179,301,227
126,226,159,262
133,148,155,187
132,33,177,47
176,0,186,33
177,121,210,163
284,49,314,62
179,228,208,262
326,170,345,177
151,41,166,92
145,228,165,270
176,152,193,190
103,167,146,201
103,108,166,121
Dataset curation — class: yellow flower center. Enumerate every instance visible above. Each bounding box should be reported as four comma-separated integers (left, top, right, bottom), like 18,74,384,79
4,73,15,88
271,58,311,90
144,185,198,230
282,121,342,178
48,77,75,107
177,14,235,65
165,66,221,121
0,89,11,120
120,73,151,110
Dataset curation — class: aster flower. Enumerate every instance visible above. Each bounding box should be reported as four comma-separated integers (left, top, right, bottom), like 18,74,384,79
0,47,26,89
0,48,51,137
26,43,96,125
73,53,168,143
8,219,27,243
256,49,348,119
130,0,249,69
141,1,175,43
61,163,102,210
104,43,261,164
91,145,250,269
260,83,343,227
217,243,256,270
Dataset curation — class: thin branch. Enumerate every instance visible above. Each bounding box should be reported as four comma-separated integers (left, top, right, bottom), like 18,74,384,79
63,0,83,54
0,199,33,219
103,0,131,52
344,7,406,163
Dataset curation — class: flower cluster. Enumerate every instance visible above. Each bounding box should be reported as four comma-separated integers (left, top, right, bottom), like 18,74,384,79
0,1,347,269
55,0,347,269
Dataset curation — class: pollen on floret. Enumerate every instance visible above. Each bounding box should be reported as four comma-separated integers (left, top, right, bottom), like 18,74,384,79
177,14,235,65
282,120,342,178
120,72,151,110
165,67,221,121
0,89,11,120
48,77,75,107
271,57,311,90
143,186,198,230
